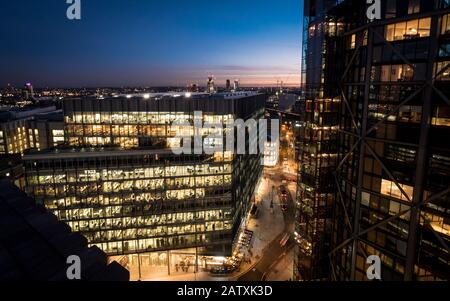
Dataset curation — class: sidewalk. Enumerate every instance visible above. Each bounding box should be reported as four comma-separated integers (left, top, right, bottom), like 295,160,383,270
265,249,294,281
229,177,286,280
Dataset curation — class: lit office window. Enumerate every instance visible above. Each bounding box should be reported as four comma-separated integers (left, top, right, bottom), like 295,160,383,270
421,213,450,236
435,61,450,80
380,64,414,82
432,106,450,126
52,129,64,146
441,14,450,35
380,179,414,202
350,34,356,49
385,18,431,41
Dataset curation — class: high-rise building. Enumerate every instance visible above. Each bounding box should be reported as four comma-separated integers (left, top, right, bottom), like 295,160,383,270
296,0,450,281
294,0,343,280
24,83,34,100
226,79,231,91
233,79,240,91
331,0,450,281
22,92,266,275
207,76,216,93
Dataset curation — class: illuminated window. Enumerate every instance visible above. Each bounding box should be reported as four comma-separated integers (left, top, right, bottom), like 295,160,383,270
380,179,413,202
386,18,430,41
350,34,356,49
441,14,450,35
432,106,450,126
422,213,450,236
380,64,414,82
435,61,450,80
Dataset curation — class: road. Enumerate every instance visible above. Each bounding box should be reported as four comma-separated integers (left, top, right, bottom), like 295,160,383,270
238,180,296,281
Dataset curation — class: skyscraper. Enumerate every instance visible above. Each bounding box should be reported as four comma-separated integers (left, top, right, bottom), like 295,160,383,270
331,0,450,281
296,0,450,281
207,76,216,93
294,0,343,280
233,79,240,91
25,83,34,100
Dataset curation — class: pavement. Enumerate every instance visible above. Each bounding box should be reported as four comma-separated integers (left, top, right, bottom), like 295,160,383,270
265,248,294,281
237,174,296,281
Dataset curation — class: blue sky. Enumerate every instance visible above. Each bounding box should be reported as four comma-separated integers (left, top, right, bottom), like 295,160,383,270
0,0,302,87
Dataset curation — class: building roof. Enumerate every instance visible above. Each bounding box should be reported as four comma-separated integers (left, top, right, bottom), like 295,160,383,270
73,91,262,101
0,178,129,281
23,147,175,160
0,106,57,122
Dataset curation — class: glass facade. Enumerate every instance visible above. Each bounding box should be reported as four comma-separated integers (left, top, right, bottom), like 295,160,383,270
295,0,344,280
328,0,450,281
23,93,265,257
297,0,450,281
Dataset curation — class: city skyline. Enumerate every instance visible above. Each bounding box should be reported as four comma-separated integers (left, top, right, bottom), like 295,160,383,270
0,0,302,88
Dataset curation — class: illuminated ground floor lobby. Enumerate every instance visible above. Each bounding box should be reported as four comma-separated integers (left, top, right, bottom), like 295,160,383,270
108,248,238,281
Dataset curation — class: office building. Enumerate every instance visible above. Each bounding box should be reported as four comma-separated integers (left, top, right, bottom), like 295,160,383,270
233,79,240,91
294,0,342,280
330,0,450,281
207,76,216,93
296,0,450,281
0,178,129,281
23,92,266,274
0,105,59,154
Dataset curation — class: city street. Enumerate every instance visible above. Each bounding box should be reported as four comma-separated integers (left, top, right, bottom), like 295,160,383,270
236,169,296,281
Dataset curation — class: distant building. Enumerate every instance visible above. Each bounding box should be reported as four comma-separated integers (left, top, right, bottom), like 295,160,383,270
233,79,240,91
0,106,59,154
207,76,216,93
28,110,64,149
24,83,34,100
226,79,231,91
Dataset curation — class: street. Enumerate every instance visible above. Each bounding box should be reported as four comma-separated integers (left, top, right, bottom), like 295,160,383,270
237,170,296,281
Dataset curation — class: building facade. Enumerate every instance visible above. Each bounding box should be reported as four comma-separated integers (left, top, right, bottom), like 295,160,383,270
296,0,450,281
294,0,343,280
23,93,265,259
0,106,63,154
330,0,450,281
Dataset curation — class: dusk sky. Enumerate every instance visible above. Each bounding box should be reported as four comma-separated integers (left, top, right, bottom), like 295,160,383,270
0,0,302,88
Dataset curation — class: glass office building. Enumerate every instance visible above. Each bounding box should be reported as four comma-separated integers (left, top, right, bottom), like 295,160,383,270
297,0,450,281
23,92,265,260
294,0,344,280
330,0,450,281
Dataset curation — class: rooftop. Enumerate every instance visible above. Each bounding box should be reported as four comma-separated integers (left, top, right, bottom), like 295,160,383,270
76,91,262,101
23,147,176,160
0,105,57,122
